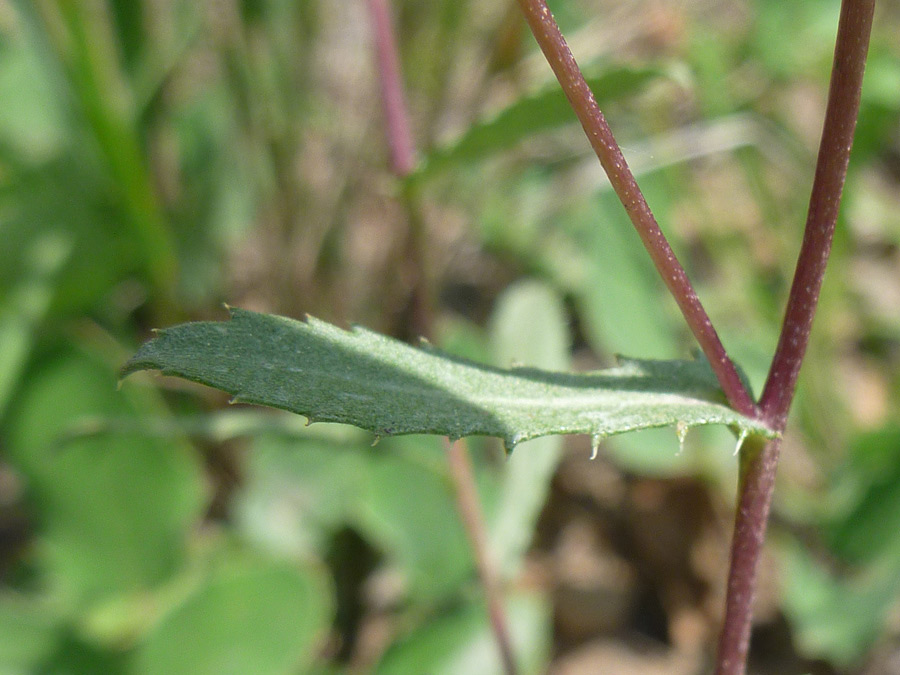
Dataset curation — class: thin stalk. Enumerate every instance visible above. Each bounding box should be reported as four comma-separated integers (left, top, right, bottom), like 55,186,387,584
759,0,876,429
367,0,432,336
367,0,416,176
366,4,516,672
715,2,875,673
714,435,781,675
515,0,757,419
445,439,518,675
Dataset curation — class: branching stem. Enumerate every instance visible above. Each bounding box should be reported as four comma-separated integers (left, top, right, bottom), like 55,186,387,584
716,2,875,673
515,0,757,419
516,1,875,674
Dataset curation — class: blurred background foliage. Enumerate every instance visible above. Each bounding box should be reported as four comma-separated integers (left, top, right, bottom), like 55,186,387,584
1,0,900,673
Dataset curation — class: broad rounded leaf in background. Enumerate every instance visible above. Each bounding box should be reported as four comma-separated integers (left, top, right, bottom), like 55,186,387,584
133,560,332,675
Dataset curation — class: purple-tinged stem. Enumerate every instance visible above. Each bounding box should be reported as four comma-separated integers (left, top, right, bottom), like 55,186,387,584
515,0,757,419
445,439,518,675
715,2,875,674
759,0,876,429
366,0,416,176
366,3,516,670
714,435,781,675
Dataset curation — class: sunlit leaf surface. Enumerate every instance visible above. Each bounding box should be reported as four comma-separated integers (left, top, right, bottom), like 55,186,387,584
124,308,774,452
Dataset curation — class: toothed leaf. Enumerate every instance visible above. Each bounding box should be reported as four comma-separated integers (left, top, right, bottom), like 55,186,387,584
123,309,775,451
413,66,665,179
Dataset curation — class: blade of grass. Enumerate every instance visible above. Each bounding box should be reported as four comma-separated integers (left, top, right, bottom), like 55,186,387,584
25,0,179,302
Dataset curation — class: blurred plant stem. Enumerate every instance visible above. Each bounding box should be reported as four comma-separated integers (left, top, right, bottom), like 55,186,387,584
717,1,876,673
445,439,519,675
367,1,516,672
367,0,415,176
219,0,320,316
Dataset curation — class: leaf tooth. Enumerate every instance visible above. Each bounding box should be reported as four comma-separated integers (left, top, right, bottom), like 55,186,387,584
229,392,251,405
590,433,602,460
675,421,689,456
733,427,750,456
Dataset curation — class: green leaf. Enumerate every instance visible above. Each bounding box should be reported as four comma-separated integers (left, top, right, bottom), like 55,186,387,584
123,308,774,452
357,435,477,600
375,592,550,675
487,280,568,574
132,559,332,675
234,426,372,558
825,425,900,565
413,66,664,178
0,596,65,674
6,349,206,604
0,232,71,421
567,181,679,359
780,536,900,667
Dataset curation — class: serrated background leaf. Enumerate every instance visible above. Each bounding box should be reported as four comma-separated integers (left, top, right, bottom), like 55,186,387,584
123,308,773,450
414,67,664,178
133,559,332,675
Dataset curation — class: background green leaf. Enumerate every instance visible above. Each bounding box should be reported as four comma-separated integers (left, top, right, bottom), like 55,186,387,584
486,280,569,574
133,558,332,675
6,348,206,605
415,66,664,178
374,592,550,675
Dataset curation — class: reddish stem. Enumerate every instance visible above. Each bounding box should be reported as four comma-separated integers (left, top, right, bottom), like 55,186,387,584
366,4,516,671
515,0,757,419
714,435,782,675
715,1,875,673
445,439,518,675
366,0,416,176
759,0,876,429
